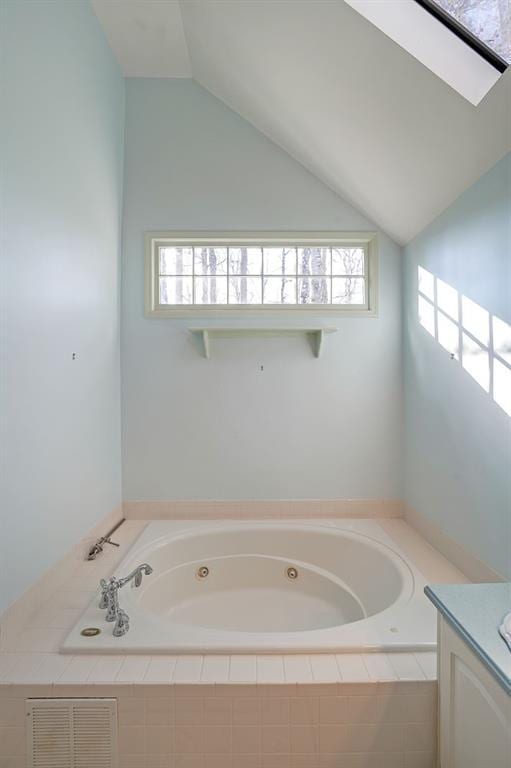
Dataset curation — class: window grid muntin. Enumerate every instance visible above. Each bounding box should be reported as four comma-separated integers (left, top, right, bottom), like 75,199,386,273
157,244,367,308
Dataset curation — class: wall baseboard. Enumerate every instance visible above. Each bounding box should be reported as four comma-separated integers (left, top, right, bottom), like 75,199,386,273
123,498,404,520
0,505,123,652
404,504,504,584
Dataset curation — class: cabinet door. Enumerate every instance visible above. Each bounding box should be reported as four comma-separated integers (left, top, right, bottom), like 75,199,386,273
439,618,511,768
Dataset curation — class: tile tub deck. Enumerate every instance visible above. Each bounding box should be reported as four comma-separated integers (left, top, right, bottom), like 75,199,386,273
0,518,465,766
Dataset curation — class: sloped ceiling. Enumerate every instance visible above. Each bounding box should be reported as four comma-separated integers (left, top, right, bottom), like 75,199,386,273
91,0,191,77
92,0,511,244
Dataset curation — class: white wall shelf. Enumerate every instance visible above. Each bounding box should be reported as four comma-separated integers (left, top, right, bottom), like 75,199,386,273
189,327,337,359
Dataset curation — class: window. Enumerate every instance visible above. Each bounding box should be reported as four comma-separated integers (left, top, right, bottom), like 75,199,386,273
417,0,510,67
345,0,507,105
417,265,511,417
145,232,377,317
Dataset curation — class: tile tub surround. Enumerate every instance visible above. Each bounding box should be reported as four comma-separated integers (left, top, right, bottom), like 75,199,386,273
405,504,504,584
0,506,130,653
0,679,437,767
0,515,460,765
123,499,404,520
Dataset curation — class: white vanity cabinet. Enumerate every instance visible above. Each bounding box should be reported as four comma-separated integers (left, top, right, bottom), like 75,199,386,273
438,616,511,768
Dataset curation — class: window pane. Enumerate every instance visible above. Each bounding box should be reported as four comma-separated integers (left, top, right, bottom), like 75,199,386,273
298,277,330,304
418,295,435,337
152,238,374,310
437,310,460,359
462,296,489,346
332,277,365,305
433,0,510,64
331,247,364,275
159,277,193,305
194,247,228,276
493,315,511,365
229,247,262,275
160,247,193,275
194,277,227,305
462,332,490,392
418,266,434,301
229,277,262,304
263,247,296,275
437,278,459,321
493,358,511,417
297,247,331,275
263,277,296,304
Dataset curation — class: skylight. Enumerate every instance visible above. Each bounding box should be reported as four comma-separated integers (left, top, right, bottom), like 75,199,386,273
418,0,510,68
345,0,507,105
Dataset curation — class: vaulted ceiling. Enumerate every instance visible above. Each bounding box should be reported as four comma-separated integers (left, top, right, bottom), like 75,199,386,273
92,0,511,245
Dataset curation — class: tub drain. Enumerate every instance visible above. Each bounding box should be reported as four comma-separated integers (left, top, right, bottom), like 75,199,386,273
80,627,101,637
286,566,298,580
196,566,209,579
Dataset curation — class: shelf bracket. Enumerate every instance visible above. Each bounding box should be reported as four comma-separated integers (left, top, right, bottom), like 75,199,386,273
201,329,210,359
310,330,323,358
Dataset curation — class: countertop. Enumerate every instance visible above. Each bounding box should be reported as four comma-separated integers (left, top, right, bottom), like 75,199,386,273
425,582,511,695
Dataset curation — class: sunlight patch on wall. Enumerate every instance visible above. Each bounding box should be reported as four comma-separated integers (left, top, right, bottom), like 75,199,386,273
417,266,511,416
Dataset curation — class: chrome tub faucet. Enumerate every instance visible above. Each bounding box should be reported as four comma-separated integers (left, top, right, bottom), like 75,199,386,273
118,563,153,588
99,563,153,637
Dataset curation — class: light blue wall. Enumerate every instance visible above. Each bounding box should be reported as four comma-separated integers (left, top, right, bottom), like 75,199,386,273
1,5,506,608
404,154,511,579
0,0,125,613
121,79,403,501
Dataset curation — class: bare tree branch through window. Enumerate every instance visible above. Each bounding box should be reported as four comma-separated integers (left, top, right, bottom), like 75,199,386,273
155,240,371,310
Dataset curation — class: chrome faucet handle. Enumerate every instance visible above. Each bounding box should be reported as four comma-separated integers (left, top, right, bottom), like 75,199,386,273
98,578,110,609
113,609,130,637
103,537,120,548
102,578,121,623
87,535,120,561
99,576,118,616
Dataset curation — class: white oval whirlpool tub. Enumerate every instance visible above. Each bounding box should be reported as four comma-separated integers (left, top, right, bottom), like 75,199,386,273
63,520,437,653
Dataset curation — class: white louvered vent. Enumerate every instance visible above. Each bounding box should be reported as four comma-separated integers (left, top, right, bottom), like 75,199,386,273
26,699,118,768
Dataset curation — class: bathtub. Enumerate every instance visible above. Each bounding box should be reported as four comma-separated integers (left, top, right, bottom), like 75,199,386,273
62,520,438,653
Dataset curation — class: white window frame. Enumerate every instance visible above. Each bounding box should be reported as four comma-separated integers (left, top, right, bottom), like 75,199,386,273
144,231,378,318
